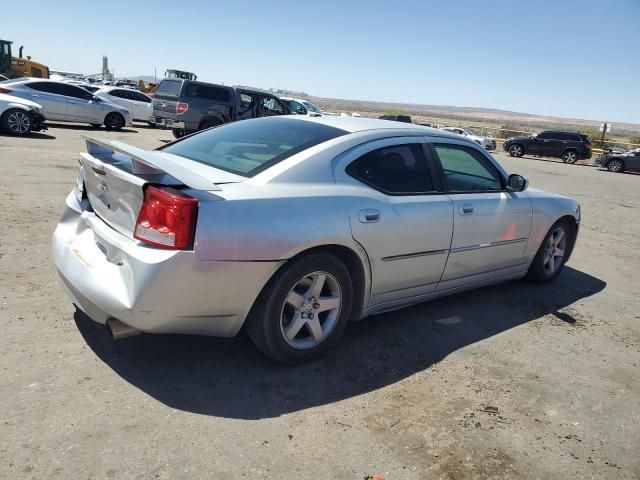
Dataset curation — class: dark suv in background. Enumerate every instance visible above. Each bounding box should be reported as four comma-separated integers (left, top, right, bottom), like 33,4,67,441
503,131,592,163
152,79,290,138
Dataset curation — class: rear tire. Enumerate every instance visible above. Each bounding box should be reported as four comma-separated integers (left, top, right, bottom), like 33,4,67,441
606,159,625,173
104,113,124,131
561,150,578,164
198,119,221,131
526,220,572,283
1,109,32,136
246,253,353,364
509,144,524,157
172,128,185,139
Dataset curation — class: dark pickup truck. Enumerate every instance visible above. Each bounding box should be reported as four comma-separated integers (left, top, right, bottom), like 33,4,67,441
152,79,290,138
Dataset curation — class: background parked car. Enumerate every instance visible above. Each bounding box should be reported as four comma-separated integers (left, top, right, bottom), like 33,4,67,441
94,86,153,124
0,78,132,130
503,130,592,163
0,92,46,136
280,97,338,117
440,126,496,150
379,114,412,123
596,147,640,173
152,78,290,138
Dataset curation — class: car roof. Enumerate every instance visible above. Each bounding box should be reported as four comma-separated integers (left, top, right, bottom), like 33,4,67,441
284,114,458,137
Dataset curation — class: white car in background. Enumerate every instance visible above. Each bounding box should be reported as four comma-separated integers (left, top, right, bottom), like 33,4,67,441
441,126,496,150
0,92,46,136
280,97,340,117
94,86,154,124
2,78,132,130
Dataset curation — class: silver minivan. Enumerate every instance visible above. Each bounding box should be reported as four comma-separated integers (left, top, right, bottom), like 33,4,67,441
0,78,133,130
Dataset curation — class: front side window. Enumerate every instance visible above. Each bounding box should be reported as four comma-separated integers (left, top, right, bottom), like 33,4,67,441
109,89,127,99
161,117,347,177
62,84,94,100
262,96,285,115
537,132,552,140
346,144,435,195
433,144,502,192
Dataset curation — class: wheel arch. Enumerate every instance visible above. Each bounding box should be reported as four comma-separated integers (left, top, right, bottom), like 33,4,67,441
259,243,371,324
555,214,579,263
198,116,224,130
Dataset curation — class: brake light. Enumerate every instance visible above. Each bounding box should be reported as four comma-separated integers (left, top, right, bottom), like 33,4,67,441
176,102,189,115
134,186,198,250
0,87,12,94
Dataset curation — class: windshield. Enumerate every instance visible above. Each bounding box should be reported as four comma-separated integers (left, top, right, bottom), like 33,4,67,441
161,117,347,177
301,100,322,113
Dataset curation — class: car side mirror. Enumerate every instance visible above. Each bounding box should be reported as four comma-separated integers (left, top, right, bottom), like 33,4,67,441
507,174,528,192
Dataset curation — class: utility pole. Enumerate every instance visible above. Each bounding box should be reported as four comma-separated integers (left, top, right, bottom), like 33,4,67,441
600,122,607,148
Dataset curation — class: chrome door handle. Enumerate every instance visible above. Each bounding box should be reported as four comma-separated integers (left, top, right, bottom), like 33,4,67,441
460,203,474,214
359,209,381,223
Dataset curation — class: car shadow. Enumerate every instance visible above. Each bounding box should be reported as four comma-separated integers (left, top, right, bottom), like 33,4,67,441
0,131,56,140
75,266,605,419
45,122,137,133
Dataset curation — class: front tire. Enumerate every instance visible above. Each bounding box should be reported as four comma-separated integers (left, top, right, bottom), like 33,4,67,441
246,253,353,364
509,144,524,157
104,112,125,131
1,109,32,136
561,150,578,164
606,159,625,173
526,220,572,283
172,128,185,139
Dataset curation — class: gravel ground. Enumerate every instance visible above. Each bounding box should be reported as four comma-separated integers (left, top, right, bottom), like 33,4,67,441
1,124,638,479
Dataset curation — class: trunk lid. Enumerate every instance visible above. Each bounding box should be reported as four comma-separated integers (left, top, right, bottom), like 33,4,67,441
79,137,242,238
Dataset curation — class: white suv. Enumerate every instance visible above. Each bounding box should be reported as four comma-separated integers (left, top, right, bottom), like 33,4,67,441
441,126,496,150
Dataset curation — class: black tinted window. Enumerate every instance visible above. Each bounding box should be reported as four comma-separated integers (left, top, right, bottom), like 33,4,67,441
161,117,347,177
347,144,435,194
185,83,231,102
108,89,128,99
537,132,552,139
433,144,502,191
27,81,65,95
131,92,150,103
67,85,93,99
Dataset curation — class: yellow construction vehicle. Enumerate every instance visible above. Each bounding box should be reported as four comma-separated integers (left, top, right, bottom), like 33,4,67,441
0,39,49,79
138,69,197,94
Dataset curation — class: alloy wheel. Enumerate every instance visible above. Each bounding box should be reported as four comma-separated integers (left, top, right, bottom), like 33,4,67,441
280,271,342,349
543,226,567,276
607,159,624,172
563,151,577,163
509,145,522,157
8,111,31,134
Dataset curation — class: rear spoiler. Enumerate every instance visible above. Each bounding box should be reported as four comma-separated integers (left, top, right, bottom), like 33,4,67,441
83,137,221,191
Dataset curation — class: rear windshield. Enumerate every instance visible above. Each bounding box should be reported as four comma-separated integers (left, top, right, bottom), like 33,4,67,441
161,117,347,177
155,79,182,97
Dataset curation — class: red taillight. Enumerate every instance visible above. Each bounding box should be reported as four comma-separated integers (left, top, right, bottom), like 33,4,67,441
0,87,12,94
134,186,198,250
176,102,189,115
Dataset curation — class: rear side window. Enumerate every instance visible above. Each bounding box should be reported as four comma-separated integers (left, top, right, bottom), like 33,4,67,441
347,144,435,194
185,83,231,102
161,117,347,177
433,144,503,192
27,81,66,95
155,79,182,96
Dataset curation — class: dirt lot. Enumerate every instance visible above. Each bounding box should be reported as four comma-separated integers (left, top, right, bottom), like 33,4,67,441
1,124,639,480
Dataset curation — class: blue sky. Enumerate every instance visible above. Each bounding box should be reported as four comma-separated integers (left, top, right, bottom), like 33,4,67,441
4,0,639,123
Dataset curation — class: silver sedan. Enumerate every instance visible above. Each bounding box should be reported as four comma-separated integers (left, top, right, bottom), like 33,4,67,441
52,116,580,364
